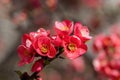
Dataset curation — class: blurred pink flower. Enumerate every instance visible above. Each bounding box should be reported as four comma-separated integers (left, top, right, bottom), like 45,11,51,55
82,0,102,9
46,0,58,11
12,12,27,25
93,34,105,53
70,57,85,72
93,32,120,80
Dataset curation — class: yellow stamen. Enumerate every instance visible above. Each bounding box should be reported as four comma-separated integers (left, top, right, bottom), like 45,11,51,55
68,43,76,51
61,26,69,31
41,44,48,54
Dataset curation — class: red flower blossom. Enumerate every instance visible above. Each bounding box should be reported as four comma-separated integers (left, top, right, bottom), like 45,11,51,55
33,36,56,58
17,45,35,66
18,34,35,66
63,35,87,59
74,22,92,42
54,20,73,38
22,34,33,48
31,59,44,72
37,28,50,37
29,28,50,40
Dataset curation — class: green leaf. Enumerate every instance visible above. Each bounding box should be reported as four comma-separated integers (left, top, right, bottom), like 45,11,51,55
15,70,22,77
44,59,50,65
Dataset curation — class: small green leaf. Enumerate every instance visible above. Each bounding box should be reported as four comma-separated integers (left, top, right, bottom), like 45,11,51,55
44,59,50,65
15,70,22,77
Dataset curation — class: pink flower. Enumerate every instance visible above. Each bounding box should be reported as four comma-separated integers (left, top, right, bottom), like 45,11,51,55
18,34,35,66
63,35,87,59
93,33,120,79
33,36,56,58
74,22,92,42
31,59,44,72
93,34,105,53
93,52,108,72
110,53,120,70
29,28,50,40
17,45,35,66
22,34,33,48
93,33,119,55
54,20,73,38
37,28,50,37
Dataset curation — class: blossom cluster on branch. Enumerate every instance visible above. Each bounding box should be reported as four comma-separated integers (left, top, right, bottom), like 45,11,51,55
17,20,91,80
93,29,120,80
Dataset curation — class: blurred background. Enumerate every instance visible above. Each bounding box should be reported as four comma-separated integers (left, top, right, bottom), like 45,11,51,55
0,0,120,80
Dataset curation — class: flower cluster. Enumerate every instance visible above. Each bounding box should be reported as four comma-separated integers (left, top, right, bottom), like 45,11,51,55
93,32,120,80
17,20,91,79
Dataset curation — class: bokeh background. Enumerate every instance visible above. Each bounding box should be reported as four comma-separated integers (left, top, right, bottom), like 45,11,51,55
0,0,120,80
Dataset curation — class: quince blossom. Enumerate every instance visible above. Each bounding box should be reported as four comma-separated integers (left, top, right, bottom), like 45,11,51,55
54,20,73,38
63,35,87,59
18,34,35,66
18,45,35,66
74,22,92,42
33,36,56,58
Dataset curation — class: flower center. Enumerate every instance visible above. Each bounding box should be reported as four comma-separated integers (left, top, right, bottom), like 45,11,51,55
103,38,111,46
61,26,69,31
68,43,76,51
41,44,48,54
